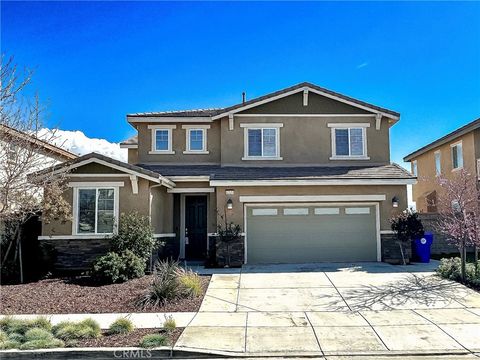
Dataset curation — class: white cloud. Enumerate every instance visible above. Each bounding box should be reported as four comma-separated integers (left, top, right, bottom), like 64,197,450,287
356,62,369,69
39,128,128,162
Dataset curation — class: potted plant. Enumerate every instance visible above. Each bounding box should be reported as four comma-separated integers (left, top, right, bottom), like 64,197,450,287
389,209,425,265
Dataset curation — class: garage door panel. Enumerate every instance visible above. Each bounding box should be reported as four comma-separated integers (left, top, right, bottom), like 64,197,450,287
246,205,377,264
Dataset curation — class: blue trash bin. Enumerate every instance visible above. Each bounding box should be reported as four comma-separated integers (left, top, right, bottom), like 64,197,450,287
412,232,433,263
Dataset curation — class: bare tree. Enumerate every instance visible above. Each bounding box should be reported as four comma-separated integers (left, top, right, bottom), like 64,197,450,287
434,168,480,282
0,55,71,283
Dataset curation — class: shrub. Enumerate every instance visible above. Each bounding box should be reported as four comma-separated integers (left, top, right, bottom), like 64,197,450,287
163,316,176,332
24,328,53,342
139,333,167,348
111,212,155,260
0,340,21,349
30,317,52,332
177,269,202,297
92,250,145,283
53,318,101,341
137,260,182,308
390,209,424,243
8,332,24,343
108,317,134,335
20,338,64,350
0,330,7,342
437,257,480,289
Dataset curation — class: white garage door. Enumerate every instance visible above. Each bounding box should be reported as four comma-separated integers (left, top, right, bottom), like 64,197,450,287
246,204,378,264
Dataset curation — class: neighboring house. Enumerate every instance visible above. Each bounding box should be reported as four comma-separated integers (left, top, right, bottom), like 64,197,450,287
0,124,78,212
35,82,415,269
404,118,480,213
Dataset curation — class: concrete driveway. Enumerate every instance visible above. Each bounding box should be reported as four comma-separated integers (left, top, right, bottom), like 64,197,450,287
175,262,480,357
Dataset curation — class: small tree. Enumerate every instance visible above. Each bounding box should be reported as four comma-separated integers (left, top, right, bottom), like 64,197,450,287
111,212,155,260
0,56,71,283
216,211,241,268
434,169,480,282
390,209,425,264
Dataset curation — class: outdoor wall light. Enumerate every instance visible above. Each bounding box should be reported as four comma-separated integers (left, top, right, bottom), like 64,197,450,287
226,198,233,210
392,196,399,208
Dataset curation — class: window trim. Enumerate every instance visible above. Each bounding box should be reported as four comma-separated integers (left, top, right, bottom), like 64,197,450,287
450,141,464,171
241,123,283,160
148,125,176,154
72,184,120,236
434,150,441,176
412,160,418,176
182,125,210,154
328,123,370,160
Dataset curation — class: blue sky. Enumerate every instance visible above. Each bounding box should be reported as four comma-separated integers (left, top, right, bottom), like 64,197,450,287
2,1,479,167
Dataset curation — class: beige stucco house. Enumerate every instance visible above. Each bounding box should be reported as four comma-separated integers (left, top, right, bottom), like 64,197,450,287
37,82,415,269
404,118,480,213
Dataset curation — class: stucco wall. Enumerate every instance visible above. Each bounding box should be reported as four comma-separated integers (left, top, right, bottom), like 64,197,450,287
136,121,221,164
411,131,477,212
215,184,407,231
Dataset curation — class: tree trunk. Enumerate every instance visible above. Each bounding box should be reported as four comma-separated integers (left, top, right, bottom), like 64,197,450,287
460,239,467,283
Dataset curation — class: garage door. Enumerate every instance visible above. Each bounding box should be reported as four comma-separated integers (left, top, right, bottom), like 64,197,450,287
246,204,377,264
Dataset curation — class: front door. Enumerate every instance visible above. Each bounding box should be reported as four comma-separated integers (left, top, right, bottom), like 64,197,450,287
185,195,208,260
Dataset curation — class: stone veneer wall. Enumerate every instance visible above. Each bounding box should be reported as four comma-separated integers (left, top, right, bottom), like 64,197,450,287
208,235,245,267
418,213,463,255
41,239,111,271
381,233,412,264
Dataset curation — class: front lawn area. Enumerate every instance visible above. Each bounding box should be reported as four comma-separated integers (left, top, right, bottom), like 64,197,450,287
0,274,210,315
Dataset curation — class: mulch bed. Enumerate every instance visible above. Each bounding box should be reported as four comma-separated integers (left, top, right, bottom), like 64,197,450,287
75,328,184,348
0,275,210,314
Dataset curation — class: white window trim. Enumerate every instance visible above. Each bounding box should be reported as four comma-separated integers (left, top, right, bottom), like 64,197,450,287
329,124,369,160
412,160,418,176
450,141,463,171
434,150,441,176
182,125,210,154
72,184,120,236
241,123,283,160
148,125,176,154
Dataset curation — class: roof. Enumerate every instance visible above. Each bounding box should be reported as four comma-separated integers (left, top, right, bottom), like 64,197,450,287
404,118,480,162
31,152,174,187
0,124,77,161
138,163,414,181
120,135,138,147
127,82,399,120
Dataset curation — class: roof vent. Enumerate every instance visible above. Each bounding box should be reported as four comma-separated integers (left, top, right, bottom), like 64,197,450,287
242,92,246,104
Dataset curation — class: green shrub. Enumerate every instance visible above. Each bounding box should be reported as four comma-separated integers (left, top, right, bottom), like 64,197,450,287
24,328,53,342
108,317,134,335
163,316,176,332
0,330,7,342
0,340,21,349
177,269,202,297
111,212,155,260
137,260,182,308
30,317,52,332
0,316,52,335
20,338,64,350
92,250,145,284
53,318,101,341
437,257,480,288
8,332,24,343
139,333,167,348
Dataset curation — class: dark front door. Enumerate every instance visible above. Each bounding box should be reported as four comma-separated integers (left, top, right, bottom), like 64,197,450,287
185,195,208,260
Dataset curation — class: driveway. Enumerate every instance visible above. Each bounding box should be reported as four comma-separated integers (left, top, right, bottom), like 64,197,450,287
175,262,480,357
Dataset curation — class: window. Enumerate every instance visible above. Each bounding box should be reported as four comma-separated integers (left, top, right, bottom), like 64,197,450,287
412,160,418,176
155,129,170,151
328,123,369,159
182,125,210,154
148,125,175,154
75,187,117,234
451,142,463,170
241,124,283,160
434,151,441,175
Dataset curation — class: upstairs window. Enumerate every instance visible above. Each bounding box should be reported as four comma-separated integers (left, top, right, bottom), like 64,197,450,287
241,123,283,160
451,142,463,170
412,160,418,176
434,151,441,175
148,125,175,154
329,123,369,159
183,125,210,153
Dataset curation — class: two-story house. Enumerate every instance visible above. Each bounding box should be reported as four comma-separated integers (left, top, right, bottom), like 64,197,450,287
36,82,414,269
404,118,480,213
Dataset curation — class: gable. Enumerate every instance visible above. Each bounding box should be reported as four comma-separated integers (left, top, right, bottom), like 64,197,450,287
238,91,373,115
72,162,125,175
